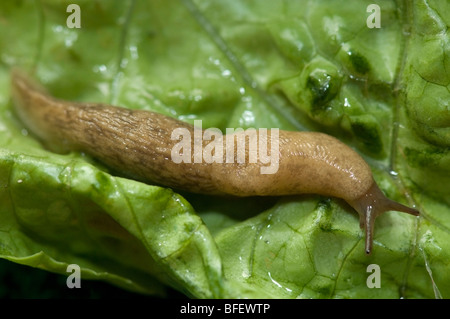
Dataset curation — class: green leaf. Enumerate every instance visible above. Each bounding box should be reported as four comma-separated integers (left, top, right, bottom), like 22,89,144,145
0,0,449,298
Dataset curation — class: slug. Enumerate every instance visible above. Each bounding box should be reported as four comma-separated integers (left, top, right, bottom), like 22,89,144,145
10,70,419,255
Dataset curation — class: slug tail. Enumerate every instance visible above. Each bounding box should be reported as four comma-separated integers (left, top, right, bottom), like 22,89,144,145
350,182,419,255
11,68,47,98
10,68,49,125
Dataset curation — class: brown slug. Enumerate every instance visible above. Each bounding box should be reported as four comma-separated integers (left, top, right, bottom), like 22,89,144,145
10,69,419,255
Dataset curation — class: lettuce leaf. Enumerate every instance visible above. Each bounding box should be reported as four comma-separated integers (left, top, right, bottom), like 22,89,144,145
0,0,449,298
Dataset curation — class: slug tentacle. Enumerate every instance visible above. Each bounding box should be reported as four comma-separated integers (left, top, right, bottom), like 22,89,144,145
349,182,420,255
10,70,420,255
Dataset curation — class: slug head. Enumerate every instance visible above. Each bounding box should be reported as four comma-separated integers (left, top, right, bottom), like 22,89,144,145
349,183,419,255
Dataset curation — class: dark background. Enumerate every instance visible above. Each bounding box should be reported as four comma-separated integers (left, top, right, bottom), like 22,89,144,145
0,258,185,299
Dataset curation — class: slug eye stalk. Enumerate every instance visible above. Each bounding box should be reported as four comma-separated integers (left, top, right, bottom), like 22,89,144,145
349,183,420,255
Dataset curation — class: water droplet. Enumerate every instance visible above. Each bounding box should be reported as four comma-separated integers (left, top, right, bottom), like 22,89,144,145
93,64,108,73
120,58,129,68
222,69,231,77
389,170,398,176
268,272,283,289
343,97,351,107
52,25,64,33
129,45,139,59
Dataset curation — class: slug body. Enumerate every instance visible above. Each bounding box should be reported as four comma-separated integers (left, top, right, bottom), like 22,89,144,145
10,70,419,254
